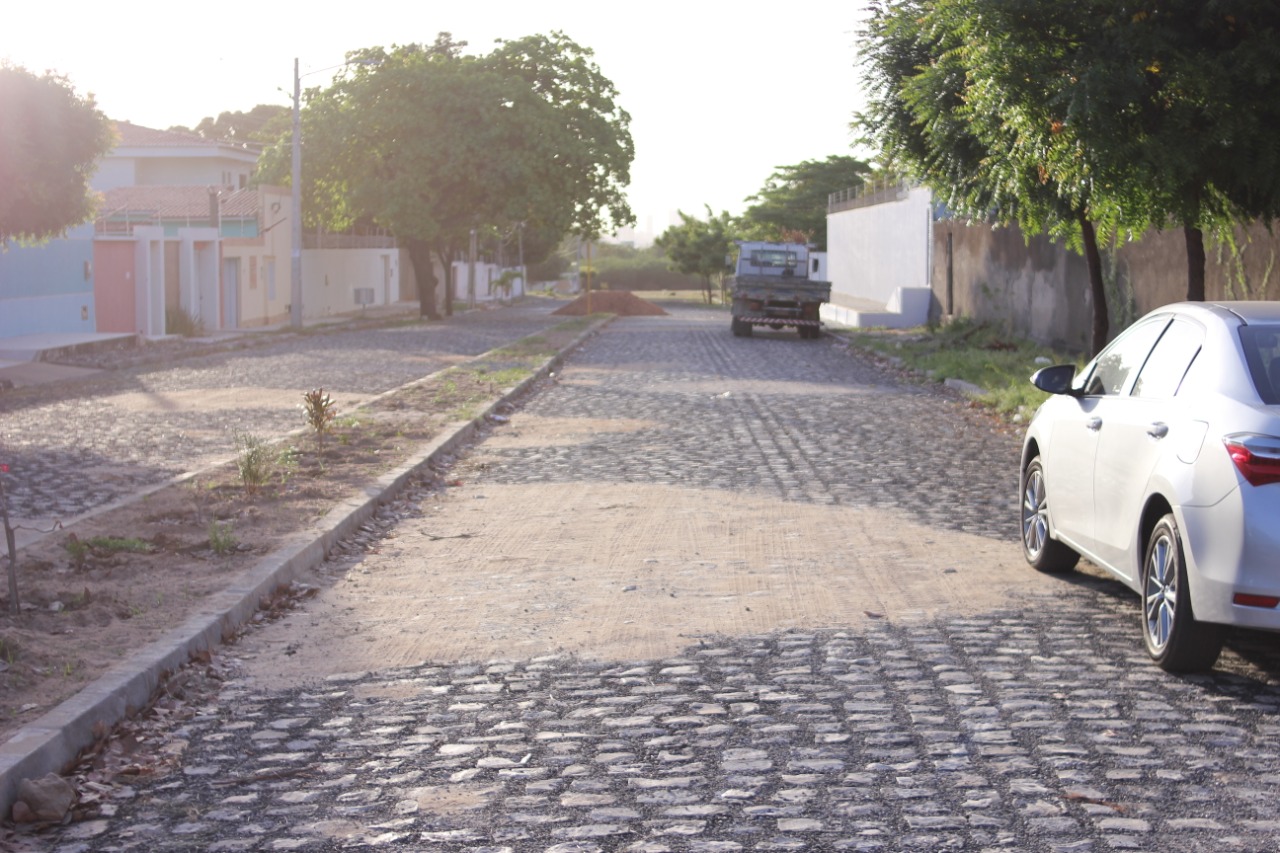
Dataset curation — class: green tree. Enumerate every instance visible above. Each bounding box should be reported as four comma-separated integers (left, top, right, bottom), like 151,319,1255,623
485,32,635,239
0,64,114,245
859,0,1121,353
266,32,634,319
741,155,870,250
655,207,737,304
171,104,290,144
1039,1,1280,301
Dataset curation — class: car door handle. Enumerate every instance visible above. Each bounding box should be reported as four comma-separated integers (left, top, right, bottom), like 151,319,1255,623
1147,422,1169,439
1086,417,1102,432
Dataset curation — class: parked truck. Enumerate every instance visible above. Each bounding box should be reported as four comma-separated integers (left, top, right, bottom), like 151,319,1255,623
728,241,831,339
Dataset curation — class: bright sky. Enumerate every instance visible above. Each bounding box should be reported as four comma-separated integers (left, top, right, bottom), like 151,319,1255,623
4,1,871,244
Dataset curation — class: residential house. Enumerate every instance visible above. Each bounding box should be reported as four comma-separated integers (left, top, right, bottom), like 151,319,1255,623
2,122,429,340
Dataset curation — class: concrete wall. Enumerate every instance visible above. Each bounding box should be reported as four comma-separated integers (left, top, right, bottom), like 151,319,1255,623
0,225,96,336
929,218,1280,352
931,220,1094,352
827,186,933,307
302,248,406,320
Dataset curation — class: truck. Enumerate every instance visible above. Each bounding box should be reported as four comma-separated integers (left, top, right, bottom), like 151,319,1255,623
728,241,831,339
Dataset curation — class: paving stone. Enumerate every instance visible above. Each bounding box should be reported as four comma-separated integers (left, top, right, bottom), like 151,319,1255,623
30,306,1280,851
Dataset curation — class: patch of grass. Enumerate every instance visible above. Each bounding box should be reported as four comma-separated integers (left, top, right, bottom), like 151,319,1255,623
85,536,152,553
841,318,1085,420
208,521,237,556
64,534,152,566
233,431,274,494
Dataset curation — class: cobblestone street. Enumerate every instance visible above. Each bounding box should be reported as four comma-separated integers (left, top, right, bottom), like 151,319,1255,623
25,303,1280,851
0,304,559,525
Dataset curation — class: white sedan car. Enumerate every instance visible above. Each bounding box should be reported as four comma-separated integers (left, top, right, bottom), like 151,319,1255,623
1021,301,1280,671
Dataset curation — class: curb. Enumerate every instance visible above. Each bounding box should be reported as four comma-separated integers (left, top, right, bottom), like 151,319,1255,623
0,314,612,818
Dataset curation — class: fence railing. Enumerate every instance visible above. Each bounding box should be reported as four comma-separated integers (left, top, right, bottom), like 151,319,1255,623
828,179,912,214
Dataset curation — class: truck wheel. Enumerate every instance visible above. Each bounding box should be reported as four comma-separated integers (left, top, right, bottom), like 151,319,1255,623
731,318,752,337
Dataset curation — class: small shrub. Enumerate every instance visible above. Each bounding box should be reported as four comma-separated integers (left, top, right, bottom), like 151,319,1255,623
302,389,338,453
165,307,205,338
208,521,237,556
234,431,274,493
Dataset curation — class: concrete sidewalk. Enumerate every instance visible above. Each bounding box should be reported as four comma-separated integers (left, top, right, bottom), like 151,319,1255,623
0,332,132,389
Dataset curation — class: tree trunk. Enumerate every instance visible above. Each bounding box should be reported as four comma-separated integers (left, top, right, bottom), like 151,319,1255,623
436,243,456,317
1184,225,1206,302
1079,213,1109,357
406,238,441,320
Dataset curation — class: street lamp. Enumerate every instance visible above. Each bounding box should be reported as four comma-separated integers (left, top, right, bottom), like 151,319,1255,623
290,56,377,329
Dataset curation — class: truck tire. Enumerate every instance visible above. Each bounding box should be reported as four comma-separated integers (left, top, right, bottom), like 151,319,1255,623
731,318,752,337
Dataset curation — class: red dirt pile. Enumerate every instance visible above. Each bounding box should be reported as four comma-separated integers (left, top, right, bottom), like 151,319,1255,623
552,290,668,317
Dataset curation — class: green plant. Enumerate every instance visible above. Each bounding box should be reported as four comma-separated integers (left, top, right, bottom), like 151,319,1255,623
302,389,338,453
165,307,206,338
233,431,274,493
842,320,1084,419
276,445,300,482
64,535,88,568
85,536,151,554
208,521,237,556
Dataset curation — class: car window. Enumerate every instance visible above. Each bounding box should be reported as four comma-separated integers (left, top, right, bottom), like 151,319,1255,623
1079,317,1171,396
1239,325,1280,405
1132,318,1204,398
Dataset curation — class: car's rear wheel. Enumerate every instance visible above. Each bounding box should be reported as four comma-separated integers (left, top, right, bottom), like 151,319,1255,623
1142,514,1224,672
1020,457,1079,573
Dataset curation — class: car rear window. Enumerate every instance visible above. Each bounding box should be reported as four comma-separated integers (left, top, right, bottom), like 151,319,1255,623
1239,326,1280,405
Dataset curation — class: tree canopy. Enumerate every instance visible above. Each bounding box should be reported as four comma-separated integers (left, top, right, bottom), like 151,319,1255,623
857,0,1280,337
740,155,870,251
171,104,290,144
259,31,634,319
0,64,114,246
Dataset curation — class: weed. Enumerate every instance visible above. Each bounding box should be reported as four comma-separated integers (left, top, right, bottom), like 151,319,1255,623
234,431,275,493
165,307,206,338
302,389,338,453
276,445,300,482
841,319,1084,419
208,521,237,556
64,534,88,568
86,536,151,553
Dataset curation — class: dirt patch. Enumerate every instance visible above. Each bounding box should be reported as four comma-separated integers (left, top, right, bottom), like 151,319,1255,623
552,291,667,317
0,322,593,743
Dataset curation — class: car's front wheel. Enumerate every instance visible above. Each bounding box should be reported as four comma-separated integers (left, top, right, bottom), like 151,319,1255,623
1020,457,1079,573
1142,513,1224,672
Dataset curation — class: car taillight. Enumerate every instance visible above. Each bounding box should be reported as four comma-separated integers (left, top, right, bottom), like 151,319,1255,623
1234,593,1280,608
1224,434,1280,487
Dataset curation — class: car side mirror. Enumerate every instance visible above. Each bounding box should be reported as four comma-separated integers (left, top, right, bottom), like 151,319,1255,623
1031,364,1079,396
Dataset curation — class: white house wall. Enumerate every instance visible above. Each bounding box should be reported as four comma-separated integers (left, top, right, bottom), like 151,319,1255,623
302,249,406,320
827,186,934,307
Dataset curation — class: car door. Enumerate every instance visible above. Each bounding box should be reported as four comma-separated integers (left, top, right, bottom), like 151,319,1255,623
1044,316,1172,557
1091,317,1205,576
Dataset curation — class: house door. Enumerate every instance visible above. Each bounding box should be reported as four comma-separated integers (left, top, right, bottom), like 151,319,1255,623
382,254,393,304
93,240,137,333
221,257,240,330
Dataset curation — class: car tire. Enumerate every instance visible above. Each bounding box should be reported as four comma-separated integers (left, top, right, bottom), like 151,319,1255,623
1141,513,1225,672
1020,457,1080,573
